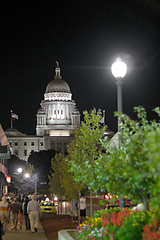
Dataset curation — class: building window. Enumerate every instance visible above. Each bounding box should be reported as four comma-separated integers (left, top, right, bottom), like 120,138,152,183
24,150,27,156
54,110,56,114
15,142,18,146
61,110,63,114
31,142,34,146
24,142,27,146
9,142,12,146
40,142,43,146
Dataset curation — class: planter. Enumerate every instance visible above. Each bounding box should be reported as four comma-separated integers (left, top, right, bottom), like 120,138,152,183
58,229,76,240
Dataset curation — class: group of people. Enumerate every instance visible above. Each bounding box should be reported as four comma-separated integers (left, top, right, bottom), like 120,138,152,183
0,194,41,234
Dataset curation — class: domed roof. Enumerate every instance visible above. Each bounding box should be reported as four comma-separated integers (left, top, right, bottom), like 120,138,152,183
45,63,71,94
45,78,71,93
5,128,26,137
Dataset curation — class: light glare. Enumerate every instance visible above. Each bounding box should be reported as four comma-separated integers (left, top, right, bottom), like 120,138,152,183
111,57,127,78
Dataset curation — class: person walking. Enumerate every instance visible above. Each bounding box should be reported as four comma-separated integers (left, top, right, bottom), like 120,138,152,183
10,198,21,230
27,194,41,233
71,198,78,223
0,220,5,240
22,196,30,230
18,205,23,229
0,196,9,230
80,193,87,223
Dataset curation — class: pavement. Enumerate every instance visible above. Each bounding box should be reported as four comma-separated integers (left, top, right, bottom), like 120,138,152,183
2,219,48,240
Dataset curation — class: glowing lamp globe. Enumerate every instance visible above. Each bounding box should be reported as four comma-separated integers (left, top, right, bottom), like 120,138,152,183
111,57,127,78
25,173,30,178
17,167,23,173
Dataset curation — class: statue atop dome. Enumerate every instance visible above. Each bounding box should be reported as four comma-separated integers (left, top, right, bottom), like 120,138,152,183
55,61,61,77
56,61,59,68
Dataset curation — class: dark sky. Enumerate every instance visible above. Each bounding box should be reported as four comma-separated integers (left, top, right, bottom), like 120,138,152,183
0,0,160,134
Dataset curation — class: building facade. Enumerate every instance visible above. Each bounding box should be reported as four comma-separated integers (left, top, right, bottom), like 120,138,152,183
5,64,80,161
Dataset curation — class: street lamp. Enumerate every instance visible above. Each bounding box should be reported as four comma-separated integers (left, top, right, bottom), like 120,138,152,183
24,173,30,178
34,173,37,194
24,172,37,194
111,57,127,208
111,57,127,132
17,167,23,173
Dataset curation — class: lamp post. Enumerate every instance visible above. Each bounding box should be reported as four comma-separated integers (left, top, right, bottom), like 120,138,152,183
34,173,37,194
111,57,127,208
111,57,127,132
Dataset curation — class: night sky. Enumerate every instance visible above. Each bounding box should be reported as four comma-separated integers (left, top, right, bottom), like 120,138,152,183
0,0,160,135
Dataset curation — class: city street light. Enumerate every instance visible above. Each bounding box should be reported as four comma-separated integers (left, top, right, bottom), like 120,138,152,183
17,167,23,173
111,57,127,208
34,173,37,194
24,173,30,178
111,57,127,132
16,167,37,192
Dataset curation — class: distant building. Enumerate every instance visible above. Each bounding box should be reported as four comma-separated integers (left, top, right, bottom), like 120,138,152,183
5,64,80,161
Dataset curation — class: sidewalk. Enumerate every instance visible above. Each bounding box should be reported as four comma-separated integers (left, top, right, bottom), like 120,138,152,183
3,219,48,240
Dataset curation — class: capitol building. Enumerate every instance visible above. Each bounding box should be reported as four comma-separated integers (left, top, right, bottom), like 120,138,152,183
5,63,81,161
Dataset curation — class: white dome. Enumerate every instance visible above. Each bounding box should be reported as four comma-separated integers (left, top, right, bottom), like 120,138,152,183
45,65,71,93
45,78,71,93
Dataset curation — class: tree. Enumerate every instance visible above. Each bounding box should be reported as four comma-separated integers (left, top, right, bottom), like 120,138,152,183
28,149,57,184
96,106,160,209
8,155,34,194
68,108,106,190
146,125,160,207
67,108,106,216
49,153,66,214
49,153,81,199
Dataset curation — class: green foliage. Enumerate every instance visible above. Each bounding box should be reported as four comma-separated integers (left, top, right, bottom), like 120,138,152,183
49,153,81,200
146,126,160,207
49,153,65,198
75,207,131,240
76,207,160,240
67,108,106,192
96,106,160,207
115,210,149,240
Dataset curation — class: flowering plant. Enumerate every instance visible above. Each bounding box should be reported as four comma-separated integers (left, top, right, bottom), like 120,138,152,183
114,209,149,240
142,208,160,240
75,208,131,240
75,207,160,240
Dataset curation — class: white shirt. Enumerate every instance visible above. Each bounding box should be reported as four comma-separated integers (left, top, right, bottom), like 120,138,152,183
80,197,86,210
27,200,41,214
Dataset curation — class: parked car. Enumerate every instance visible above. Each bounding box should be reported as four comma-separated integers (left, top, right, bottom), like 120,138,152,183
40,198,56,214
104,193,134,208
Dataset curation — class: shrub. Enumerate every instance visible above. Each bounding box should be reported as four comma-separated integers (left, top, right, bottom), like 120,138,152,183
75,207,160,240
75,208,131,240
115,210,149,240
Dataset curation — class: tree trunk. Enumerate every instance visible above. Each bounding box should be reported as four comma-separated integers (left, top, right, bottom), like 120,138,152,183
78,191,81,224
143,193,149,210
119,196,125,208
90,188,93,217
